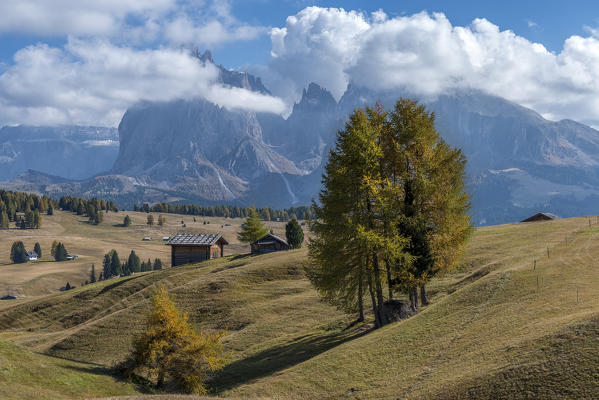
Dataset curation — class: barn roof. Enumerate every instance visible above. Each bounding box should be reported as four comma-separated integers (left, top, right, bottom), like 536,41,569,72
25,250,38,258
166,233,228,246
253,233,289,246
521,212,560,223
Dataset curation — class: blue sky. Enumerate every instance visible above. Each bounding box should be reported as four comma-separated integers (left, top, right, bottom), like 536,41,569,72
0,0,599,127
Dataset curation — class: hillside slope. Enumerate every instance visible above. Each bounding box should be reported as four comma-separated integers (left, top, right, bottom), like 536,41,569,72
1,217,599,399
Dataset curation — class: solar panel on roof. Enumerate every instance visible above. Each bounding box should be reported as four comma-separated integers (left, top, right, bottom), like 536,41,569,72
166,233,227,246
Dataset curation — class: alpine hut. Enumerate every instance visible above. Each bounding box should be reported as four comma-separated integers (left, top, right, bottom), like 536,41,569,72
521,212,560,223
251,232,290,254
166,233,228,266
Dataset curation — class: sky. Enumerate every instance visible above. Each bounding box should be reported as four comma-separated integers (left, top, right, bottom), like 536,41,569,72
1,0,599,127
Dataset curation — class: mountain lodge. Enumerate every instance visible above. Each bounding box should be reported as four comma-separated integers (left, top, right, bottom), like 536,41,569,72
251,232,290,254
166,233,228,266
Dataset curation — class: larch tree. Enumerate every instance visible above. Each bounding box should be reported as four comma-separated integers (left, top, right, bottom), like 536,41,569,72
34,242,42,258
308,99,471,328
237,207,268,243
122,286,226,393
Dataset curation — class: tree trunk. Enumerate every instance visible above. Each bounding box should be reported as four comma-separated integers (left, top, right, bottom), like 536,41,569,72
358,265,365,322
409,287,419,312
385,260,393,300
420,284,429,306
373,253,388,326
367,268,380,328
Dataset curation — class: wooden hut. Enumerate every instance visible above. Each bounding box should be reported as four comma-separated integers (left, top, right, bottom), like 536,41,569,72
521,212,560,223
166,233,228,266
251,233,290,254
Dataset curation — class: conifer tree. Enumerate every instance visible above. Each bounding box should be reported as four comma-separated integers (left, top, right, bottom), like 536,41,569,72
54,242,68,261
122,286,226,393
51,240,58,257
47,203,54,215
237,207,268,243
33,210,41,228
308,100,471,327
103,253,112,279
153,258,163,270
285,219,304,249
0,209,9,229
65,282,71,290
123,215,131,227
111,250,122,276
157,214,165,226
34,242,42,258
10,241,27,263
90,264,97,283
147,214,154,226
128,250,141,273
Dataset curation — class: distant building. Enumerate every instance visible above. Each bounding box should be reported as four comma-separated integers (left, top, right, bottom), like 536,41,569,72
66,254,78,261
521,213,560,223
251,232,290,254
166,233,228,266
142,237,151,241
25,251,38,261
0,294,17,300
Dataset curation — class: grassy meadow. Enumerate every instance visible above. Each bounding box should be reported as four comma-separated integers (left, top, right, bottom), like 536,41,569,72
0,212,599,399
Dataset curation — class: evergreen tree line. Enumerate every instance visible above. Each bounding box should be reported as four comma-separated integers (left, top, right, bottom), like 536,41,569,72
134,202,313,222
58,196,118,224
308,100,472,329
102,249,164,279
0,189,51,229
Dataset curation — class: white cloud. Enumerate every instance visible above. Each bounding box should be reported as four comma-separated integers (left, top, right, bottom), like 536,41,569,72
266,7,599,126
0,0,265,48
0,39,285,126
0,0,175,37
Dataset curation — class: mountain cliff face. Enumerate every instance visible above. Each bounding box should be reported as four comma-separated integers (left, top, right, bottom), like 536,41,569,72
0,125,118,181
5,53,599,225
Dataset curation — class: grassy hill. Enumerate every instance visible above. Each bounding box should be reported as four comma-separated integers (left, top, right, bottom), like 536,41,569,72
1,215,599,399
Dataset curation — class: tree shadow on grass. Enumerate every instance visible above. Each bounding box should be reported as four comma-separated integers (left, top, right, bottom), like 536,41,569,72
61,360,154,394
210,322,373,392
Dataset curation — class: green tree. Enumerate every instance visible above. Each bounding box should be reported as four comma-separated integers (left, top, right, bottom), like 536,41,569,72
10,241,27,263
47,203,54,215
65,282,71,290
147,214,154,226
103,253,112,279
51,240,58,257
157,214,166,226
111,250,122,277
94,210,104,225
90,264,97,283
33,210,41,228
24,209,34,228
34,242,42,258
54,242,68,261
307,100,471,328
122,286,226,393
285,219,304,249
153,258,163,270
123,215,132,227
0,209,9,229
237,207,268,243
128,250,141,273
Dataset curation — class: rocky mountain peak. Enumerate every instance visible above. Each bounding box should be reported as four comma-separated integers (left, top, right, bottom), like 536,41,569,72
295,83,337,112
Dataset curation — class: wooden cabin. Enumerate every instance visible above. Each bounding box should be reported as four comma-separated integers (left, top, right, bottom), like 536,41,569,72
167,233,228,266
251,233,290,254
521,212,560,223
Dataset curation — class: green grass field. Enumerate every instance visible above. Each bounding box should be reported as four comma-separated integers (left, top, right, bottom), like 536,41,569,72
1,212,599,399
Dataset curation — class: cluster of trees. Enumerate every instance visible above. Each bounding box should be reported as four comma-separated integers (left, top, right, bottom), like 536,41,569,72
237,207,305,248
0,190,51,229
102,249,163,279
10,241,43,263
58,196,116,225
145,214,166,226
121,286,226,393
51,241,69,261
308,100,472,328
134,202,313,222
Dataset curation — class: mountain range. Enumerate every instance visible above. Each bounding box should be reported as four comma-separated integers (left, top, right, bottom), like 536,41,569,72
3,51,599,226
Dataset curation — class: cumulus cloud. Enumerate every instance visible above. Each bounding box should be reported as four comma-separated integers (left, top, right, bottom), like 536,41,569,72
0,40,285,126
0,0,264,48
266,7,599,126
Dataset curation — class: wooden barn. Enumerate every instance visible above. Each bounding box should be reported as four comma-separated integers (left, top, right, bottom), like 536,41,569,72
251,232,290,254
166,233,228,266
521,212,560,223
